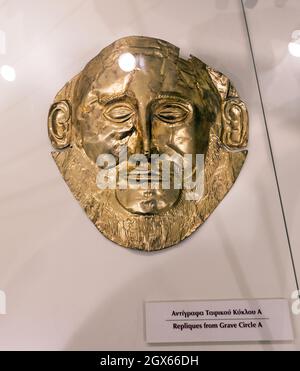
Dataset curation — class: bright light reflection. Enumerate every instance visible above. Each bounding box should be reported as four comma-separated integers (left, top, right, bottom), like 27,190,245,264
118,53,136,72
289,30,300,58
1,65,16,82
288,42,300,58
0,30,6,55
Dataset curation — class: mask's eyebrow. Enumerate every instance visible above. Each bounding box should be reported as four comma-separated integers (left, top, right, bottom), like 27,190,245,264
83,90,99,106
151,93,193,112
83,90,136,106
155,92,192,105
99,92,128,105
99,92,137,106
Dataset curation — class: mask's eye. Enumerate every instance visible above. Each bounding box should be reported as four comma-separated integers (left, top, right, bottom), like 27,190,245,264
104,104,135,123
154,103,190,124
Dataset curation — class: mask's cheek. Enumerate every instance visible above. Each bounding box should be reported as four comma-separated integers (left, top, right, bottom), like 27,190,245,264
170,126,195,155
151,119,172,152
152,119,196,157
80,115,135,163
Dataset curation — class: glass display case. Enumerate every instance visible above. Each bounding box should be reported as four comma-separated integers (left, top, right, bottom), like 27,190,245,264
0,0,299,350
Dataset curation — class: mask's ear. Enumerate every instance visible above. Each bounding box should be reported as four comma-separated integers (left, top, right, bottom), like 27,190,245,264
206,66,248,150
48,100,71,149
221,97,248,149
48,74,80,150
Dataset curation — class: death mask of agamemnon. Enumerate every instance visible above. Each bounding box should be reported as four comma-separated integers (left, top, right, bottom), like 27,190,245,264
48,36,248,251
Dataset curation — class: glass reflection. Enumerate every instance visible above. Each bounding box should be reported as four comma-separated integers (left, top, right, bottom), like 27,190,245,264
1,65,16,82
0,30,5,55
288,30,300,57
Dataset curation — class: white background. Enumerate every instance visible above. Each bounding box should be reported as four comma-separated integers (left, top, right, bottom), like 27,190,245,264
0,0,299,350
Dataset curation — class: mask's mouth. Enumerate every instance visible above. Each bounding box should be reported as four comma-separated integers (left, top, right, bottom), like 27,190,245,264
95,147,204,204
126,170,176,185
114,161,183,214
115,159,184,188
115,187,182,215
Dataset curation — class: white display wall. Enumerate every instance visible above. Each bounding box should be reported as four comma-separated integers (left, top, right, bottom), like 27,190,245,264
0,0,299,350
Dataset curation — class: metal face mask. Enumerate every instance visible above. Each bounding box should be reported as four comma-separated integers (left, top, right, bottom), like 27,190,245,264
48,36,248,251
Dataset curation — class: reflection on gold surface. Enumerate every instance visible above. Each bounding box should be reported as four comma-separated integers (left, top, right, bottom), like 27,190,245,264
48,36,248,251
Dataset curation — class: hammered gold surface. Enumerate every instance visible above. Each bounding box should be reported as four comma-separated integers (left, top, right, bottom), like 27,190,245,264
48,36,248,251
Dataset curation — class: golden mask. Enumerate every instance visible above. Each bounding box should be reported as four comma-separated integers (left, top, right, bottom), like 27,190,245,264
48,36,248,251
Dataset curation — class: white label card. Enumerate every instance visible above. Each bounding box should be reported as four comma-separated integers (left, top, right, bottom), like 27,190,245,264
145,299,294,343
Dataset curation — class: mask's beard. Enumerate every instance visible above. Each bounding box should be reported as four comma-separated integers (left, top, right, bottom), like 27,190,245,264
97,153,204,214
97,156,184,215
51,137,246,251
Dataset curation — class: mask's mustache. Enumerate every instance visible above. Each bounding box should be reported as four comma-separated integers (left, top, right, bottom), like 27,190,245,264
116,159,180,182
98,146,202,184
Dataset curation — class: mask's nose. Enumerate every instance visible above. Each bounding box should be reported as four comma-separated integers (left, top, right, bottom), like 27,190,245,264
137,105,151,156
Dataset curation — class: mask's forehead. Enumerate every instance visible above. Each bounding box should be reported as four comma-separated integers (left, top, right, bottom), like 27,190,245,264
85,52,201,107
75,36,220,120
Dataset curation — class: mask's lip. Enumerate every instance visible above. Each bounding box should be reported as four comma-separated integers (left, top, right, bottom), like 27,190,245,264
124,170,176,182
125,177,165,185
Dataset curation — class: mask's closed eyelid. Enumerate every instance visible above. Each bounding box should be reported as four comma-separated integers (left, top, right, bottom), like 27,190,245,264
152,96,193,112
103,102,136,123
152,99,192,124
